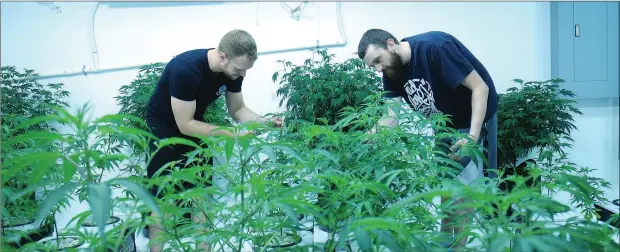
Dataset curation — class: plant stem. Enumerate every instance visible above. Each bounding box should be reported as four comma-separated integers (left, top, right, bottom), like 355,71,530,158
112,201,138,251
170,215,187,252
53,214,61,250
99,137,113,183
85,147,94,183
197,199,236,250
236,146,247,252
231,142,262,252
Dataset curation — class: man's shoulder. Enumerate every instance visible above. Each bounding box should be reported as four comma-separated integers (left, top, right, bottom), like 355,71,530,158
404,31,457,47
168,48,209,68
166,49,210,76
172,48,209,61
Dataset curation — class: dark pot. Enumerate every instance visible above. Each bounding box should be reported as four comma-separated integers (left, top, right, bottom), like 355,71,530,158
81,215,121,227
491,159,541,220
38,236,86,250
80,215,137,252
112,227,138,252
1,215,55,248
499,159,541,192
595,200,620,229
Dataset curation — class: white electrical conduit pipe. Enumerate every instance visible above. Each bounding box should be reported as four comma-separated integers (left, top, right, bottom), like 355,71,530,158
90,2,101,69
8,2,347,83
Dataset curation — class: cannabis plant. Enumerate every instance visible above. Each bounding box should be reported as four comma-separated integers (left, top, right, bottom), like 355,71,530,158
6,98,618,251
497,78,583,169
1,66,71,128
4,103,161,251
445,167,619,252
115,63,233,162
272,49,385,234
496,78,614,220
273,49,382,129
1,66,70,232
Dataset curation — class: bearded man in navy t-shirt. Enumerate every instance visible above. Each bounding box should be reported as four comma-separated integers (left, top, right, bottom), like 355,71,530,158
358,29,499,249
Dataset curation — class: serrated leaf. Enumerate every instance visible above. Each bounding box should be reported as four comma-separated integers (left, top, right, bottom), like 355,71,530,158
35,182,79,225
225,137,235,161
354,227,372,252
86,182,111,247
62,156,78,183
373,229,403,252
105,126,156,139
272,144,304,164
156,137,199,149
312,149,339,164
271,72,279,83
261,145,277,163
3,131,65,147
14,115,64,131
28,152,64,185
273,202,299,226
113,178,162,217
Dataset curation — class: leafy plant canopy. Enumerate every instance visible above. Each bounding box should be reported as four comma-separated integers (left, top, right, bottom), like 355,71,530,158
2,53,618,251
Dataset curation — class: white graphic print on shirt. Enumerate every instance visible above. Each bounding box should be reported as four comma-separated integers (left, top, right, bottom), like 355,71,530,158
403,78,443,118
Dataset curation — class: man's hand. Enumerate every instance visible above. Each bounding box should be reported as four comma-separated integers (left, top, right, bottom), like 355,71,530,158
448,134,478,161
259,116,284,128
361,131,376,146
232,128,257,137
365,127,377,135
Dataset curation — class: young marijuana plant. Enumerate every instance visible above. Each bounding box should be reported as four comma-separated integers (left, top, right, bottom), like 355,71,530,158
139,120,323,251
271,51,485,250
4,103,162,251
1,66,71,128
8,101,617,251
440,166,619,252
305,93,616,251
1,65,70,237
271,49,385,233
497,78,581,171
297,95,487,251
496,78,613,221
115,63,233,163
272,49,382,130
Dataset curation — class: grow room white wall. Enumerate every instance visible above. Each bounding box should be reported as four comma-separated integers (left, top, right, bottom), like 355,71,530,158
1,0,618,225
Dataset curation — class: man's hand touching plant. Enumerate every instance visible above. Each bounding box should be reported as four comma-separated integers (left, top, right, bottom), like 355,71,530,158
258,116,284,128
448,133,478,161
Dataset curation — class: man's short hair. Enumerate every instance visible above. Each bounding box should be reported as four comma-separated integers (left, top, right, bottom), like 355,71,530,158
218,29,258,61
357,29,399,59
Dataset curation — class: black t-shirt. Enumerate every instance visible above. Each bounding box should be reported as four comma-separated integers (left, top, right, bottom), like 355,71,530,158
146,48,242,134
382,31,499,129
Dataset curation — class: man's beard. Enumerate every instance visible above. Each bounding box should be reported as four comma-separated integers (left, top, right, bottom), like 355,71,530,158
222,71,238,80
383,51,407,81
227,73,238,80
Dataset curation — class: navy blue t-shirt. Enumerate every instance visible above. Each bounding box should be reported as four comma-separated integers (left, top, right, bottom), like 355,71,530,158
382,31,499,129
146,48,242,133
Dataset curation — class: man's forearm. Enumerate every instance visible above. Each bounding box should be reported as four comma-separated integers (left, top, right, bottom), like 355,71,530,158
370,114,399,133
232,106,262,124
378,116,398,128
183,120,233,137
371,104,400,133
469,85,489,140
